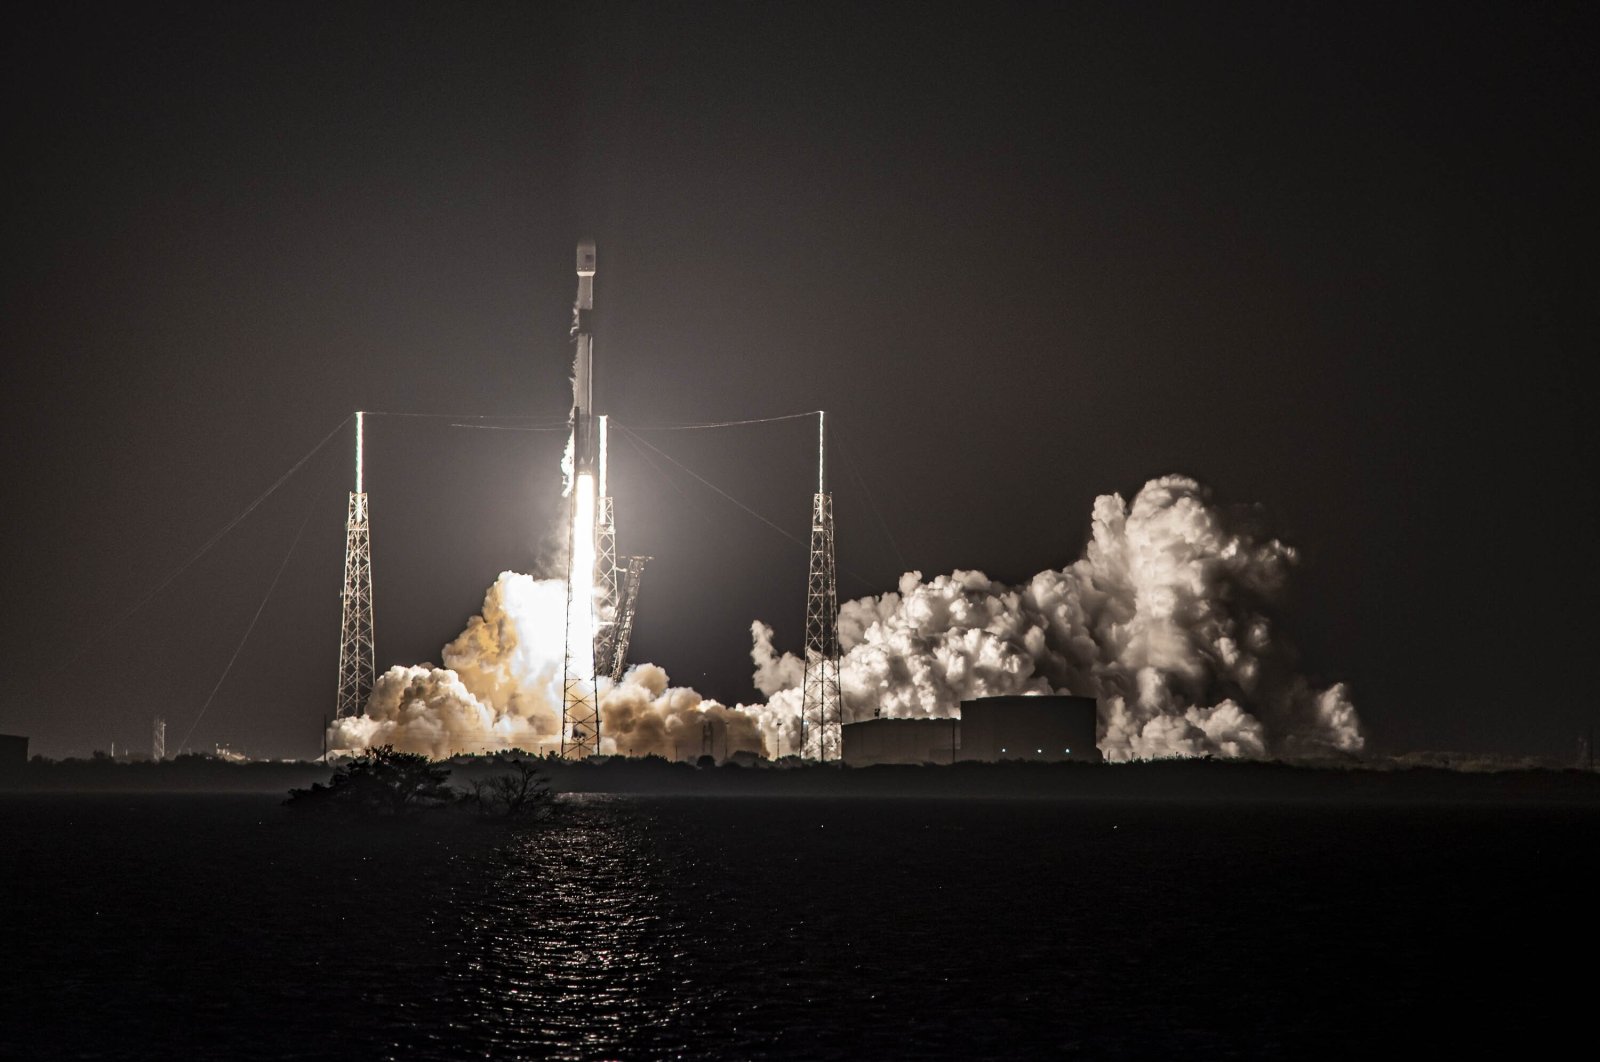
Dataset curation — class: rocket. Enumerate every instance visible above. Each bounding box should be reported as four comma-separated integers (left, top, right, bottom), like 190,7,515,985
571,239,598,475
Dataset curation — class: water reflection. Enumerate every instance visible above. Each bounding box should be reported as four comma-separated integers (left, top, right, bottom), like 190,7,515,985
436,795,694,1059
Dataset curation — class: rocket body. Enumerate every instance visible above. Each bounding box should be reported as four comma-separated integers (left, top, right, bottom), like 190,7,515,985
562,239,603,757
572,239,598,475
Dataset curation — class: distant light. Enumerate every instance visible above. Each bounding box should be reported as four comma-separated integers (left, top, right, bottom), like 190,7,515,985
1037,749,1042,754
1065,748,1071,754
1001,747,1006,753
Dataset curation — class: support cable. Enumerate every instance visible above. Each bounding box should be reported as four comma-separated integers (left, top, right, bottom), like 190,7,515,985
624,410,823,431
447,412,818,433
176,481,321,754
60,415,352,672
448,423,571,432
615,424,807,549
364,410,564,421
835,427,910,575
614,427,702,510
615,423,877,591
615,428,761,559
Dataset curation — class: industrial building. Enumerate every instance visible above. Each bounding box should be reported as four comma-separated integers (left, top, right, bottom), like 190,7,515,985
959,695,1100,763
842,717,959,766
841,696,1102,766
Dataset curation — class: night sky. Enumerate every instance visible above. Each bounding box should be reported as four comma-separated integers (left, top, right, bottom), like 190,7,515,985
3,2,1590,760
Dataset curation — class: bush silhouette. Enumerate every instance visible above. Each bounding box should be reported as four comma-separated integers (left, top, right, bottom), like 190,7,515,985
286,746,455,815
468,755,555,819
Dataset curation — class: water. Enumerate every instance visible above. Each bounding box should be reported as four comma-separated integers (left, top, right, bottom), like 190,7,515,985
2,793,1593,1058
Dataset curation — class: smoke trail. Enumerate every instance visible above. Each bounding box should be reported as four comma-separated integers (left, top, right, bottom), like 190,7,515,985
744,475,1362,761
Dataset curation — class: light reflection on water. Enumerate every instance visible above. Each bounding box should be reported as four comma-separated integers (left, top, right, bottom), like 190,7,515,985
4,795,1594,1059
429,796,696,1059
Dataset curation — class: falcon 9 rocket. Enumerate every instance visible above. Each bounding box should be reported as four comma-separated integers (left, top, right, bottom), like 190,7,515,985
561,239,602,756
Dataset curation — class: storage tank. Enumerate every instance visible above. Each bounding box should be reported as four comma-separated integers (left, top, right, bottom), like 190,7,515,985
841,717,961,766
956,696,1100,763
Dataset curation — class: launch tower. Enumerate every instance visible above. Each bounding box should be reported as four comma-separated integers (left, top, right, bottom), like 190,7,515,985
800,411,843,760
335,411,376,719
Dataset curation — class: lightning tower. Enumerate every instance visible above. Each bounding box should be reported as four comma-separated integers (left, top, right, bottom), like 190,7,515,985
800,411,843,760
335,411,376,719
562,242,602,757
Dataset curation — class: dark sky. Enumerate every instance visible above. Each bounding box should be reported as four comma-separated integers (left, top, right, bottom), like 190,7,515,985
2,1,1591,760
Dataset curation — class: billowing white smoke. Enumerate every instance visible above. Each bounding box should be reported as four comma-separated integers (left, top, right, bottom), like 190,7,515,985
327,572,766,761
329,664,528,759
744,475,1362,761
331,475,1359,763
601,662,765,760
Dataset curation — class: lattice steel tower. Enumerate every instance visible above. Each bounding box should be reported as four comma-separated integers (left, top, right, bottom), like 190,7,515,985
335,411,376,719
606,554,650,683
800,411,843,760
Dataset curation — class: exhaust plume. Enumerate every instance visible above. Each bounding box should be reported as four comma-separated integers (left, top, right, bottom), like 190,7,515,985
327,572,766,761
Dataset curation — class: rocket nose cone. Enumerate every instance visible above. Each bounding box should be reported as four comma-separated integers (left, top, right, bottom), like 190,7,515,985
577,239,597,276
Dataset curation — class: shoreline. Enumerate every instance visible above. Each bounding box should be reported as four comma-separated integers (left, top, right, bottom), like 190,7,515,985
4,756,1599,804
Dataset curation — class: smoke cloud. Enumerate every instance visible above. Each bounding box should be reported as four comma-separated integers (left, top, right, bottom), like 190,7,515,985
744,475,1362,761
330,475,1360,763
601,662,765,760
327,572,766,761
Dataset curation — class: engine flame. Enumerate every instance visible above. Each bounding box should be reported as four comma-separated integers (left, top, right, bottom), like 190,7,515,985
564,470,599,737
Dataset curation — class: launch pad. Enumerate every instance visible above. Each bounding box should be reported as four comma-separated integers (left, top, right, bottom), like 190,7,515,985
326,241,841,762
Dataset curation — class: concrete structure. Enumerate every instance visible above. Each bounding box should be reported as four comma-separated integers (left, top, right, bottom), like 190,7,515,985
0,734,28,771
958,695,1100,762
842,717,960,767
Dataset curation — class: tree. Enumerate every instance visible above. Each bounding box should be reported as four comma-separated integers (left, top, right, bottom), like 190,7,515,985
286,745,455,816
469,755,555,819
